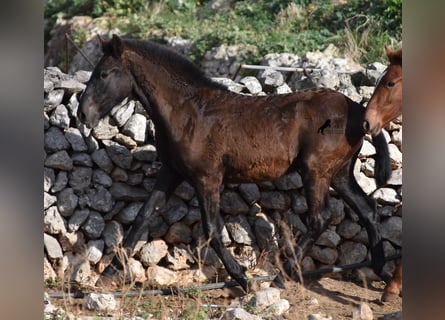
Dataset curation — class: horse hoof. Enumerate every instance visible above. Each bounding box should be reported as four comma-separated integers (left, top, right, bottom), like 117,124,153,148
272,273,286,289
381,291,400,303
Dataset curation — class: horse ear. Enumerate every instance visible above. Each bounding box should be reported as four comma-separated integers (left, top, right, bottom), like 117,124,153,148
110,34,124,59
385,45,402,65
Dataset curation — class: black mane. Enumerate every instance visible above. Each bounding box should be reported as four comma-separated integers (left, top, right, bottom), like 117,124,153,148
123,38,227,90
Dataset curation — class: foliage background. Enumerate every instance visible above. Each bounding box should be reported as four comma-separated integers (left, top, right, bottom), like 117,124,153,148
44,0,402,65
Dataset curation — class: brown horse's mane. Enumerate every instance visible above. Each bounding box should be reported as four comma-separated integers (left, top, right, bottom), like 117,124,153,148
123,38,228,91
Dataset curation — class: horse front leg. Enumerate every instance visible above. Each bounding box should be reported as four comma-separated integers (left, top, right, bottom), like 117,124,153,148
382,260,402,302
124,165,183,250
284,166,332,280
108,166,183,271
195,175,256,292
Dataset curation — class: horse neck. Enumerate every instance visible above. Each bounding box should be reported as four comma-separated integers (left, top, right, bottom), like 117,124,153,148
123,50,221,136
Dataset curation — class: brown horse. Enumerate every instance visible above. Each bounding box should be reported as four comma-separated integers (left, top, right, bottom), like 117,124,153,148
78,34,392,292
364,46,402,302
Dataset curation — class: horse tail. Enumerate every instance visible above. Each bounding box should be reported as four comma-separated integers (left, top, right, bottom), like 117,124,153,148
372,132,392,187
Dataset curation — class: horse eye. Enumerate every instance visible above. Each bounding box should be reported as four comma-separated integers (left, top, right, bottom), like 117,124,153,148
100,71,108,79
387,81,395,88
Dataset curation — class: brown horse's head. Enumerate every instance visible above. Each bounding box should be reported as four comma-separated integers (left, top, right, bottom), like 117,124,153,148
363,46,402,136
78,34,134,128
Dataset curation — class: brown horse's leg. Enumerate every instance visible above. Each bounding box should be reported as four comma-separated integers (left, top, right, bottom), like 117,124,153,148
382,260,402,302
194,175,253,292
124,166,183,251
290,166,332,277
331,158,387,280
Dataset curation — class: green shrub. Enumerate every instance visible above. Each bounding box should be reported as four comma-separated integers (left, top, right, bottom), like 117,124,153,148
45,0,402,65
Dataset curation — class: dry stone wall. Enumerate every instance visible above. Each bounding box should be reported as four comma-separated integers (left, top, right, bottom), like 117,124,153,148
44,48,402,290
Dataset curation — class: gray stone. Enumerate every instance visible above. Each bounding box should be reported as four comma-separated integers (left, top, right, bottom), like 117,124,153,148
126,172,144,186
44,192,57,210
225,215,255,245
122,113,147,143
44,233,63,259
71,152,93,167
44,127,70,152
92,169,113,187
338,241,368,265
259,68,284,88
387,168,402,186
86,186,113,212
316,229,341,248
254,287,281,309
110,99,134,127
68,209,90,232
140,239,169,266
220,190,249,214
372,187,401,205
223,308,262,320
328,197,345,225
65,127,88,152
309,245,338,265
162,196,189,225
92,119,119,140
115,202,143,225
71,260,93,286
182,207,201,225
174,181,195,201
285,211,308,234
102,139,133,170
336,219,361,239
132,144,157,162
44,89,64,110
81,211,105,239
238,183,261,205
57,188,78,217
86,239,104,264
44,167,55,192
266,298,290,316
165,245,195,270
274,171,303,190
110,183,148,201
389,143,403,169
91,148,114,173
358,140,376,157
85,293,117,312
254,213,277,250
68,166,92,192
291,193,308,214
240,76,263,94
45,150,73,171
49,104,71,129
260,191,290,210
44,206,67,235
380,216,402,246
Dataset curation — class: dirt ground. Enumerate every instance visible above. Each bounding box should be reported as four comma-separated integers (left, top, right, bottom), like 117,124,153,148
48,272,402,319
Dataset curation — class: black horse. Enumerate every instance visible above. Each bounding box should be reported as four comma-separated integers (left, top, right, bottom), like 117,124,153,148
78,34,391,292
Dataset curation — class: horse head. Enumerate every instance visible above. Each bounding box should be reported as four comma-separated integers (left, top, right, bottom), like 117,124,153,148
363,46,402,136
78,34,134,128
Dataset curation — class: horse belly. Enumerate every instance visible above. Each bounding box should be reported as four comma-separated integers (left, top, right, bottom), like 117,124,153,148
223,153,293,183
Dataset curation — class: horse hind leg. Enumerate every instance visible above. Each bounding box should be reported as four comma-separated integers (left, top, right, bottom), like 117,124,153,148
331,158,387,279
